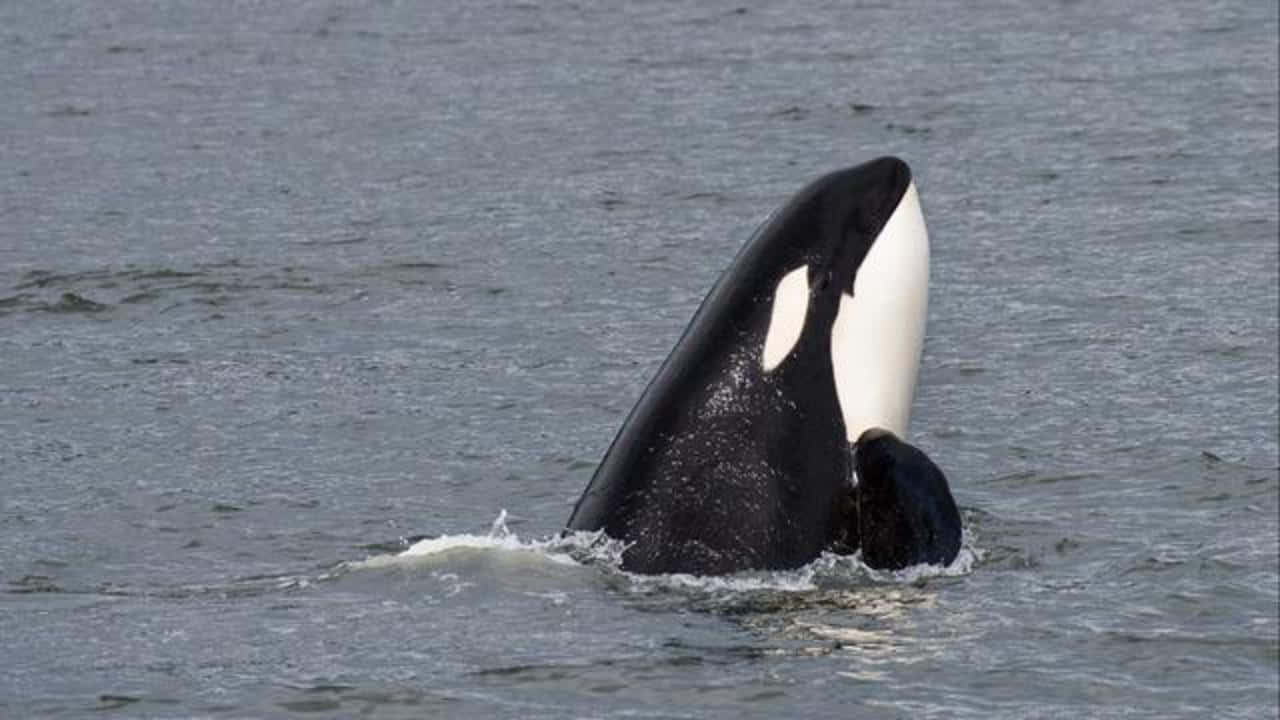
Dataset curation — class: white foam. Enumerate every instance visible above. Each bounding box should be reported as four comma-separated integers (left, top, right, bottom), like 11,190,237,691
619,531,982,595
860,541,983,584
348,511,629,571
347,511,980,591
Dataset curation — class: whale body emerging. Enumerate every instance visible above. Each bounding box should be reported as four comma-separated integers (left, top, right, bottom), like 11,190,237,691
566,157,961,574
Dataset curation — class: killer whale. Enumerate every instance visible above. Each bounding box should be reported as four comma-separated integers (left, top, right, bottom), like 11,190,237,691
566,157,961,574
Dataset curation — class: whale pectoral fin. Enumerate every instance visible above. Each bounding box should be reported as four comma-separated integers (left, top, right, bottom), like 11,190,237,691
852,428,961,570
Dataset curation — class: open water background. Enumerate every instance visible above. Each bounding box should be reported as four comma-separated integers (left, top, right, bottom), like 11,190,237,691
2,1,1277,718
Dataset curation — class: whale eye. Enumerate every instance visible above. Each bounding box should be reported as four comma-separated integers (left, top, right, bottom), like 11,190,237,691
761,265,809,372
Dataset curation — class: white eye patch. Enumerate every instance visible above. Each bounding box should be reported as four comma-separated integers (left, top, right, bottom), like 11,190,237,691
761,264,810,372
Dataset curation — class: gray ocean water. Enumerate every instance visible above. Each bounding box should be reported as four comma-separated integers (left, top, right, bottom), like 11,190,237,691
2,2,1277,718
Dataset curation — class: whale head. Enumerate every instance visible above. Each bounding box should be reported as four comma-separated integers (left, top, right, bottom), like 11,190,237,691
747,156,930,441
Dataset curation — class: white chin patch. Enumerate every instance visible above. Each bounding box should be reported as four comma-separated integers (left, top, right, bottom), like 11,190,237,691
830,182,929,442
761,264,809,372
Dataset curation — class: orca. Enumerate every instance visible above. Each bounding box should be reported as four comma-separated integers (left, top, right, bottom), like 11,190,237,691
566,157,961,574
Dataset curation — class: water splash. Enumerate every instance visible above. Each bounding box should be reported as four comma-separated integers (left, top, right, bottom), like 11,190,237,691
347,511,624,570
488,508,511,538
626,536,982,598
347,510,981,593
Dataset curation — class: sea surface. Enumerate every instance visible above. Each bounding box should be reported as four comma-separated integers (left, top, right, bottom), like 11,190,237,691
2,2,1277,718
